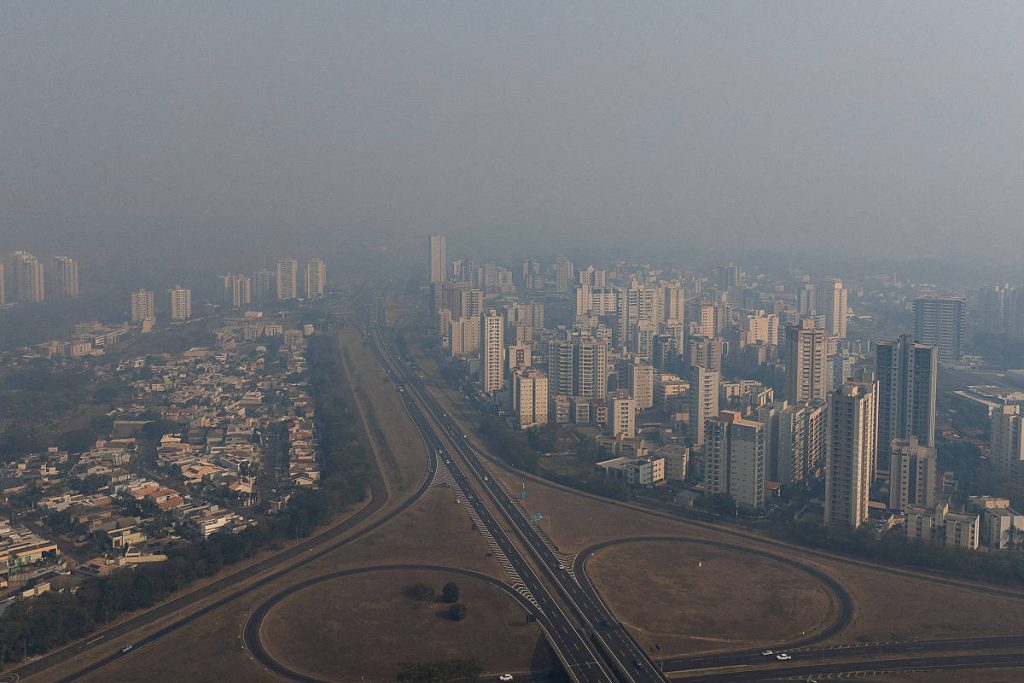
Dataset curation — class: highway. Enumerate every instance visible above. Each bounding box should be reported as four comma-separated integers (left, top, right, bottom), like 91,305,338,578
369,300,665,683
676,650,1024,681
366,303,618,683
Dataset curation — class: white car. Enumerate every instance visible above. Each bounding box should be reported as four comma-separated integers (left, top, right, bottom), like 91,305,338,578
776,653,792,661
760,650,774,656
498,675,514,682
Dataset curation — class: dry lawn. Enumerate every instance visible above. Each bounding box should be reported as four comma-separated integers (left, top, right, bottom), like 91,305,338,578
338,323,428,496
588,540,834,655
261,568,552,682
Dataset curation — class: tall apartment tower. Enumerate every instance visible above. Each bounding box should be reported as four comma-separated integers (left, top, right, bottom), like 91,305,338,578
687,365,720,447
547,338,576,398
610,390,637,439
276,258,298,300
429,234,447,284
168,285,192,321
513,369,549,428
762,401,825,485
50,256,79,298
303,258,326,299
704,410,766,510
913,296,965,364
481,309,505,394
252,269,273,301
574,336,608,400
628,361,655,410
554,256,574,294
991,405,1024,476
825,374,879,529
130,289,156,322
875,335,937,474
222,274,253,309
8,251,45,303
818,278,848,339
888,436,937,510
785,319,829,404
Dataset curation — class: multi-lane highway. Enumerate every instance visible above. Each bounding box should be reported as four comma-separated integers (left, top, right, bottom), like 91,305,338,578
366,303,619,683
369,300,666,683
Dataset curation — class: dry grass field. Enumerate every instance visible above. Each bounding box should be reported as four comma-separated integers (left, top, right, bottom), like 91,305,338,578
587,539,835,654
260,568,553,682
338,322,428,496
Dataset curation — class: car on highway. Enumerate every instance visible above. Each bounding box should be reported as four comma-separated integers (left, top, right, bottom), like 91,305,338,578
761,650,773,656
121,644,134,654
775,653,792,661
498,675,514,682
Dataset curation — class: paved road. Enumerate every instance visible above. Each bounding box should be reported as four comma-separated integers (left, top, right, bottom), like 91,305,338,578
367,304,618,683
678,650,1024,681
371,300,662,683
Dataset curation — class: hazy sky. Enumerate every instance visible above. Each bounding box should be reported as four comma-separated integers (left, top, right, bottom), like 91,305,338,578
3,2,1024,269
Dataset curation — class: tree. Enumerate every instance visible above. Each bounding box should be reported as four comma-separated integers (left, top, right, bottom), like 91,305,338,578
447,602,467,621
408,583,435,602
698,492,737,517
441,581,460,603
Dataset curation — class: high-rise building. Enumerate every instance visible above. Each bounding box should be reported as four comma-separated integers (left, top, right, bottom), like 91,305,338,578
687,335,723,373
704,410,766,510
797,282,817,316
49,256,79,298
253,269,273,301
276,258,298,300
513,369,549,428
785,319,829,404
825,374,878,529
875,335,937,474
716,263,741,291
687,365,719,446
0,261,5,305
130,289,155,323
554,256,574,294
913,296,966,364
429,234,447,284
449,315,481,357
7,251,45,303
574,336,608,400
818,278,848,339
628,361,655,410
761,401,825,484
221,274,253,309
547,333,609,401
889,437,937,510
610,390,636,439
168,285,192,321
303,258,326,299
991,405,1024,476
507,343,532,373
481,309,505,394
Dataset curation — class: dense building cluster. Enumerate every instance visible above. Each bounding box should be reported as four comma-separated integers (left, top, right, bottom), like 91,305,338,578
426,234,1024,553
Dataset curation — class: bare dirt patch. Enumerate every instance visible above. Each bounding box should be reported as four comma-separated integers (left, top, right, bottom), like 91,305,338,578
587,539,834,655
260,568,553,682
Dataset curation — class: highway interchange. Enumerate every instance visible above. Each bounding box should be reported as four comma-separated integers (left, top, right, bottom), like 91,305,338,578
12,291,1024,682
